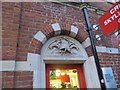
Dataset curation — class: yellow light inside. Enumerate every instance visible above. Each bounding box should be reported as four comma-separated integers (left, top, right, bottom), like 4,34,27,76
56,70,60,72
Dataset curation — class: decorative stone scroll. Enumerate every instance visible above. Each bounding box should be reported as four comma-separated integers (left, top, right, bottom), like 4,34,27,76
48,37,79,55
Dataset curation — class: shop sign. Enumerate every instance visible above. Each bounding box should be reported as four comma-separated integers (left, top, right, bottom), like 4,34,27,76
99,1,120,36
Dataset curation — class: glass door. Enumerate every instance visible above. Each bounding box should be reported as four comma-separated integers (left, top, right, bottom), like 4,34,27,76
46,64,86,90
50,69,79,89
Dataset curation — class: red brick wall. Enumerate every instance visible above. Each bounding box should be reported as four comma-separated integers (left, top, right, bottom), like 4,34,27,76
88,10,118,48
2,71,33,88
98,53,120,87
2,2,88,61
2,72,14,88
2,2,119,88
2,2,21,60
87,5,120,87
14,71,33,88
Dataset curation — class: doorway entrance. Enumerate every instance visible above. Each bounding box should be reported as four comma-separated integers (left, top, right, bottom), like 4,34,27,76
46,64,86,89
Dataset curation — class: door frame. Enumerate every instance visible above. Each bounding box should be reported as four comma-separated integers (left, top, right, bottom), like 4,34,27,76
46,64,86,89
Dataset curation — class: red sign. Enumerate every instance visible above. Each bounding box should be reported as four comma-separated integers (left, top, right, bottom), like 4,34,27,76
99,1,120,36
57,74,70,82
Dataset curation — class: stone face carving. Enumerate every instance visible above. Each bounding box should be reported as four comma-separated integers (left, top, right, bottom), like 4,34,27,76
48,37,79,55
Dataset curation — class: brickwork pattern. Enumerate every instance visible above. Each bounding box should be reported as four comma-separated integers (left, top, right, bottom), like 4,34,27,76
98,53,120,87
2,3,21,60
2,71,33,88
2,2,120,88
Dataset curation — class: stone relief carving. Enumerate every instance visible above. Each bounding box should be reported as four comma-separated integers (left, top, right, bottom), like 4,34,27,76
48,37,79,55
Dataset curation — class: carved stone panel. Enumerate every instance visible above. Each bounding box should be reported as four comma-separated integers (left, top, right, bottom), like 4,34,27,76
48,37,79,55
41,36,88,61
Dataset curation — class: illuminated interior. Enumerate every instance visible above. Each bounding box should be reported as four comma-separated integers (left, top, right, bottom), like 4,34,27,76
50,69,79,89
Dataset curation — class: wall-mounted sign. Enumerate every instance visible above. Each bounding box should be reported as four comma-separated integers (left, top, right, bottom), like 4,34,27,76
102,67,117,88
99,1,120,36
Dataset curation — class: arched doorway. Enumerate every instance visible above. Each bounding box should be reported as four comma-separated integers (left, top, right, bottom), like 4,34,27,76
28,35,101,88
41,35,88,89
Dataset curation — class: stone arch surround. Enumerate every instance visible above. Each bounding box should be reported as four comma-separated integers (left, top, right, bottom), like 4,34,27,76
28,23,93,57
27,23,101,88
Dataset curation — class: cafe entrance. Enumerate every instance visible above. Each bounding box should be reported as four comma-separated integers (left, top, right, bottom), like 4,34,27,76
46,64,86,89
37,35,101,88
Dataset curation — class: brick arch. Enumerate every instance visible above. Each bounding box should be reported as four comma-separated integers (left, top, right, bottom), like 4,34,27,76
28,23,93,56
